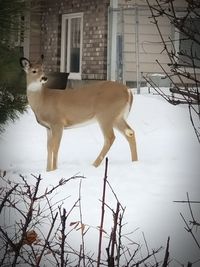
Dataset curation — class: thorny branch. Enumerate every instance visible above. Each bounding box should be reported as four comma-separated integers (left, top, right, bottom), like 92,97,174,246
174,193,200,266
97,157,109,267
0,173,83,266
1,159,192,266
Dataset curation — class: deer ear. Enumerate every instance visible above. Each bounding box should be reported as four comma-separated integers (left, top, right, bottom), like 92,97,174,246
20,57,31,73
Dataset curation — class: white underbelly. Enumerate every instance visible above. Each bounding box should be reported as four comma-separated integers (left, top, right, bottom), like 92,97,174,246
64,117,96,129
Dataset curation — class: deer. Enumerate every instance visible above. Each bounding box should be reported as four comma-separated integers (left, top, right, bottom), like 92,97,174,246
20,57,138,171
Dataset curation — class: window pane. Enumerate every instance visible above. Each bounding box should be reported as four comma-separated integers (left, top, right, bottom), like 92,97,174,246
70,17,81,73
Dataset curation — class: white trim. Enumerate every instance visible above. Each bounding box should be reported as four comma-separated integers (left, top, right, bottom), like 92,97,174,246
60,15,67,72
60,13,83,80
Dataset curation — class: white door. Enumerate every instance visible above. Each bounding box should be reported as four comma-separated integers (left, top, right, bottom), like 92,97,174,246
60,13,83,79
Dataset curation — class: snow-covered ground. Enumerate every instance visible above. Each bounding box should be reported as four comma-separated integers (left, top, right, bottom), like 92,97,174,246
0,91,200,265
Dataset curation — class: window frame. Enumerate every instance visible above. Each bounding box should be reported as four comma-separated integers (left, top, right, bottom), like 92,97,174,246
60,12,83,80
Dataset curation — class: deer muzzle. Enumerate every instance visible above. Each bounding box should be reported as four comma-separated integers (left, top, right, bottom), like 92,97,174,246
40,76,48,83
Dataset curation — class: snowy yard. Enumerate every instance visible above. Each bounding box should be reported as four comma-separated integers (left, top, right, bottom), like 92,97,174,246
0,92,200,265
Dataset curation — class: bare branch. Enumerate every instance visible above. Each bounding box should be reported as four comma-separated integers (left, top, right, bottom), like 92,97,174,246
97,157,109,267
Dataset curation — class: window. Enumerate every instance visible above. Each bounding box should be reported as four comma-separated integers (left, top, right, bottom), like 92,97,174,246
175,16,200,68
60,13,83,79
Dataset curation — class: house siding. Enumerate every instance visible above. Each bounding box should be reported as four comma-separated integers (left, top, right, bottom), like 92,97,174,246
36,0,110,80
117,0,200,85
114,4,173,84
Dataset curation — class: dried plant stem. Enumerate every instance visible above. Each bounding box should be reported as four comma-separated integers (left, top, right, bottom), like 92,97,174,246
78,180,86,267
107,202,120,267
162,237,170,267
97,157,109,267
12,175,42,266
36,211,58,266
60,208,67,267
180,212,200,250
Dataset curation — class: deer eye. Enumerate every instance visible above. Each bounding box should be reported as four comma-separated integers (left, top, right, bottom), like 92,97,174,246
32,70,37,74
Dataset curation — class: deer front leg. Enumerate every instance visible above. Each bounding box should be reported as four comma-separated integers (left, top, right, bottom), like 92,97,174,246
47,129,53,171
46,126,63,171
93,122,115,167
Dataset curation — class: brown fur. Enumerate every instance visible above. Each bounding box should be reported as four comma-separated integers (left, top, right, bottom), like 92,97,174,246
21,58,138,171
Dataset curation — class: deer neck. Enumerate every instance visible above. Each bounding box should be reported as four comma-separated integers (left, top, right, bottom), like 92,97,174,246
26,84,44,112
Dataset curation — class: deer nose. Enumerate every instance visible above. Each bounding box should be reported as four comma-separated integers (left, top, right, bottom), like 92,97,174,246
40,76,48,83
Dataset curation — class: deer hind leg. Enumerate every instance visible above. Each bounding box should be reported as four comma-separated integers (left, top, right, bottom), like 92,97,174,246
114,118,138,162
46,125,63,171
93,121,115,167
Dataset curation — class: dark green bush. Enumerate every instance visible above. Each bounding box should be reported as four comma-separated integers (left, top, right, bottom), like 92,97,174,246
0,84,27,132
0,44,27,133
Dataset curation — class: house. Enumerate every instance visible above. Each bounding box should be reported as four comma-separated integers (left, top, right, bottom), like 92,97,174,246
28,0,110,84
24,0,200,89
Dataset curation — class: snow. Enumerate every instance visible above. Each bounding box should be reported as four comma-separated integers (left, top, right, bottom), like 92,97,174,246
0,91,200,265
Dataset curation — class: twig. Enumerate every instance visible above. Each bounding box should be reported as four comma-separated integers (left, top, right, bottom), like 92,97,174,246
107,202,120,267
142,232,150,256
173,201,200,204
35,175,84,201
186,192,198,227
162,237,170,267
60,207,67,267
78,180,86,267
97,157,109,267
180,212,200,250
116,208,126,267
11,175,42,266
0,184,18,214
36,211,58,266
132,247,163,266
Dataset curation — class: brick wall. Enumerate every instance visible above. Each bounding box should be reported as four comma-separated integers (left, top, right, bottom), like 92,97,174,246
39,0,110,80
29,4,42,61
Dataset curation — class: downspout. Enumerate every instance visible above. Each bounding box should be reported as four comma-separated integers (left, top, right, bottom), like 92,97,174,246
107,0,118,81
135,5,140,93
